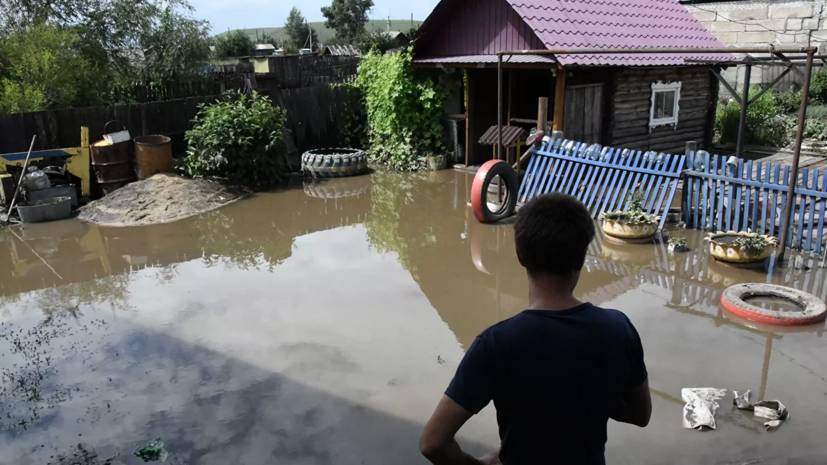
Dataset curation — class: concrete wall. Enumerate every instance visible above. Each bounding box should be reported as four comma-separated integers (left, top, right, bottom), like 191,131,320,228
685,0,826,91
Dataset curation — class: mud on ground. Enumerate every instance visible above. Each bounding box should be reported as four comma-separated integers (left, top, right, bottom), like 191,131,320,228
78,174,247,227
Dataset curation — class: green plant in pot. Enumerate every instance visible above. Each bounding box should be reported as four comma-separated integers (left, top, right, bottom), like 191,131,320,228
667,236,691,254
599,193,660,242
708,231,778,264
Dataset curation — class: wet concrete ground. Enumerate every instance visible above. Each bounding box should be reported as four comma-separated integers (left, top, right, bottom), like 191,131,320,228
1,170,826,464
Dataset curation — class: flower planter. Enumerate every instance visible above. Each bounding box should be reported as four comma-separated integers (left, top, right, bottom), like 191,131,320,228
709,232,775,264
601,219,658,242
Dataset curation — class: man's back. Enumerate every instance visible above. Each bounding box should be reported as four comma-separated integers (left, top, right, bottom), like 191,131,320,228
420,195,649,465
446,304,647,465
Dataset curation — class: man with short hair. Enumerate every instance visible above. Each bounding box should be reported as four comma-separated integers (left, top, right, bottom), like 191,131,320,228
420,194,650,465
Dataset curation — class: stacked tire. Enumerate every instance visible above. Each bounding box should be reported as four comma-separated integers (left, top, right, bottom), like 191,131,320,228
302,148,369,178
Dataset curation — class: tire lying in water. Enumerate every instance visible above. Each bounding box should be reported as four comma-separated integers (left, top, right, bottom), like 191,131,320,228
721,283,827,326
302,148,369,178
471,159,518,223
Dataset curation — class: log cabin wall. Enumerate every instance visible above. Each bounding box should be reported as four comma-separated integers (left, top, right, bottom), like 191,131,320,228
606,66,716,154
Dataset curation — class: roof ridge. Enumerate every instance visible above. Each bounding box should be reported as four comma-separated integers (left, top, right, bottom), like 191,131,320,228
509,0,684,14
527,18,707,29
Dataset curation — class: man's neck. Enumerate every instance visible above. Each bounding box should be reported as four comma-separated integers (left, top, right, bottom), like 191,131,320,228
528,274,582,311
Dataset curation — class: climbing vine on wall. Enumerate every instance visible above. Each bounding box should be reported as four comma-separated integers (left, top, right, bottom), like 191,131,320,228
355,48,445,171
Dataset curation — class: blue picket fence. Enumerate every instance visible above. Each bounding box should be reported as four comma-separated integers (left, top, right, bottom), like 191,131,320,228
518,139,686,230
683,151,827,254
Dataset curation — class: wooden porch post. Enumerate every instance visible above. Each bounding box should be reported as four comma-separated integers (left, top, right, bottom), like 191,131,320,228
464,70,472,167
552,66,566,133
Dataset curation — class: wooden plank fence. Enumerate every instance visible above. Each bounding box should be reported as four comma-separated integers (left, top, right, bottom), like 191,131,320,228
0,85,362,156
683,151,827,254
518,138,686,230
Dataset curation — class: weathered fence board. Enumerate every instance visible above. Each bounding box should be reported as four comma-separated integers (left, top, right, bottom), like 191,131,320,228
0,85,361,156
683,151,827,254
519,139,686,229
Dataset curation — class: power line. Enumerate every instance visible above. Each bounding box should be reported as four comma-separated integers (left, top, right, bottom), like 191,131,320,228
690,3,827,44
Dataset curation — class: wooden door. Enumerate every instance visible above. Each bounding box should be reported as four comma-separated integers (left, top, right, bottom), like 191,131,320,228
564,83,604,143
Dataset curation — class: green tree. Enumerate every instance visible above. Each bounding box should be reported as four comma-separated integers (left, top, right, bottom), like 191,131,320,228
134,7,211,99
257,32,278,46
0,0,212,105
284,7,317,50
321,0,373,44
214,30,253,58
0,23,99,112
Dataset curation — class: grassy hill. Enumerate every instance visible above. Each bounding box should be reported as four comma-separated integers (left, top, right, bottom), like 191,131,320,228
217,19,422,45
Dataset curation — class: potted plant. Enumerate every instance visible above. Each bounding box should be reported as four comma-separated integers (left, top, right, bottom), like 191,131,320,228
668,236,691,254
708,231,778,264
599,194,660,242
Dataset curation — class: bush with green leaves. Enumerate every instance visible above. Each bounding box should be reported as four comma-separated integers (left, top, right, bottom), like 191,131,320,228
715,89,791,147
810,67,827,104
183,91,288,189
355,48,445,171
774,89,801,114
806,104,827,119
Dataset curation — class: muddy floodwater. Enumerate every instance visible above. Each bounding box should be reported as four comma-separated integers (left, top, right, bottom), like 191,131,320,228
1,171,826,465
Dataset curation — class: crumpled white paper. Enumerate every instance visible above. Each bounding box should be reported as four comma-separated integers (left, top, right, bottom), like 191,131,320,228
682,387,728,430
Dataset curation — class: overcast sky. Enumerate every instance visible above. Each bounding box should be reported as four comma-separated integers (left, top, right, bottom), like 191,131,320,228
190,0,440,34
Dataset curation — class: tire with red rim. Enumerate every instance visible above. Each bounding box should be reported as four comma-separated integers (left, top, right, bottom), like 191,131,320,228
720,283,827,326
471,160,518,223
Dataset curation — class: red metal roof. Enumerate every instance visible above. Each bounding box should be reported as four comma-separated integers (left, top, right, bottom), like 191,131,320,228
507,0,728,66
414,0,729,67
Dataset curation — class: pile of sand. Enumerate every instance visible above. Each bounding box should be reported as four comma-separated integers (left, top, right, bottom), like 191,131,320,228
78,174,246,227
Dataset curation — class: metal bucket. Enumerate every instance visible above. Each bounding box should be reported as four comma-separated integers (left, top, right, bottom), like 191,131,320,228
91,140,136,196
134,135,174,180
17,196,73,223
28,185,78,208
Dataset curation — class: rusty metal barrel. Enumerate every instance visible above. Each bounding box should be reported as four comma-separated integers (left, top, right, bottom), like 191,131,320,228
134,135,174,180
91,140,136,196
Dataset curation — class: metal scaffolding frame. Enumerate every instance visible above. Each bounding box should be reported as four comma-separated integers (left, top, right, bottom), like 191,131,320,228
495,46,818,264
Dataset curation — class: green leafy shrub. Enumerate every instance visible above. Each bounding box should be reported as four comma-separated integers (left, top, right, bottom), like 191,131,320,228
183,91,288,189
356,48,445,171
774,89,801,114
804,118,827,139
806,104,827,119
715,90,791,147
810,67,827,104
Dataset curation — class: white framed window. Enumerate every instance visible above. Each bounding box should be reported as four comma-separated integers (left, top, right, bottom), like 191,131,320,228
649,81,681,129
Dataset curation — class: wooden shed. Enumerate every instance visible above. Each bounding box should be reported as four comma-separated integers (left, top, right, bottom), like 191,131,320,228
413,0,727,166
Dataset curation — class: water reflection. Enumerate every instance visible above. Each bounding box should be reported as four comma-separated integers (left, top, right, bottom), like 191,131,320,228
0,171,826,464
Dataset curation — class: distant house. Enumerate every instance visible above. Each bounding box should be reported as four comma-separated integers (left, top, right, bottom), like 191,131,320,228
252,43,276,57
324,45,361,57
385,31,409,48
414,0,729,166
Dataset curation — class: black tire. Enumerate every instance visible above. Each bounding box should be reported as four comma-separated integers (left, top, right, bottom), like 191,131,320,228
301,148,369,178
471,160,518,223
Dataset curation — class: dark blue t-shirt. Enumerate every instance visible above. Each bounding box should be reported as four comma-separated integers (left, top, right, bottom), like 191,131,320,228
446,304,647,465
